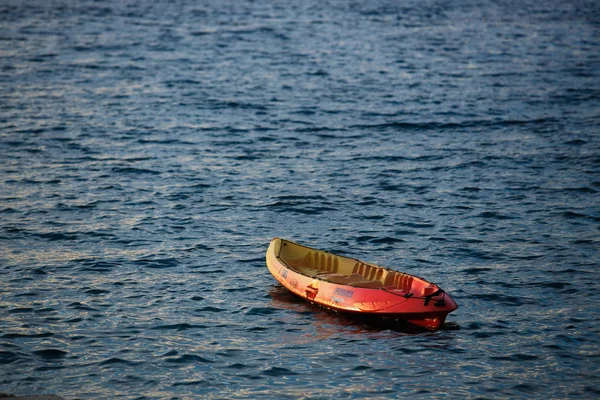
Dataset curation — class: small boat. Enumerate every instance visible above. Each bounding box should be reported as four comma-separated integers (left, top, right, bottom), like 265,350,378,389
266,237,458,330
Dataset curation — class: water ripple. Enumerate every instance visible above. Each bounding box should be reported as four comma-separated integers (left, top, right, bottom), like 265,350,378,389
0,0,599,398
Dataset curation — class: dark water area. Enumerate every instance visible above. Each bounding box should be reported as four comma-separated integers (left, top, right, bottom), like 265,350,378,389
1,0,599,398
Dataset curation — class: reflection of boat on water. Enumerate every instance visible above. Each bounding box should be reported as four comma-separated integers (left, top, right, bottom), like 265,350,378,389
266,237,458,330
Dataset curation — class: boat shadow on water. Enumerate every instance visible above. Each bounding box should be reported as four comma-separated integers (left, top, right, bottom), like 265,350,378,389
268,285,460,335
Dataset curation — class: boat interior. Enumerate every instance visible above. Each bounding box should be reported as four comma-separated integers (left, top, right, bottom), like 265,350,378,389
277,239,421,294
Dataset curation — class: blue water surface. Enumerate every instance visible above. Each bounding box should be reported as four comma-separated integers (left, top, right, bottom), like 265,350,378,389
1,0,599,398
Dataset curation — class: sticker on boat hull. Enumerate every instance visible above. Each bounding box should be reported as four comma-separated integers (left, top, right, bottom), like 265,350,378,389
333,287,354,298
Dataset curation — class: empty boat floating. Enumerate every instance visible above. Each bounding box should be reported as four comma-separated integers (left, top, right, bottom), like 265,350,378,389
266,237,458,330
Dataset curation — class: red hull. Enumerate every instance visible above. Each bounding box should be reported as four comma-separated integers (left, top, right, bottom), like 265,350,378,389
266,238,458,330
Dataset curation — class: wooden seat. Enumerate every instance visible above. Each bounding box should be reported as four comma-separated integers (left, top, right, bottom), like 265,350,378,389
319,273,363,284
349,280,384,288
293,265,322,277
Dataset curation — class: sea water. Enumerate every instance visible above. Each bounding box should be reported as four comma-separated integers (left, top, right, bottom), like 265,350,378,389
1,0,599,398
